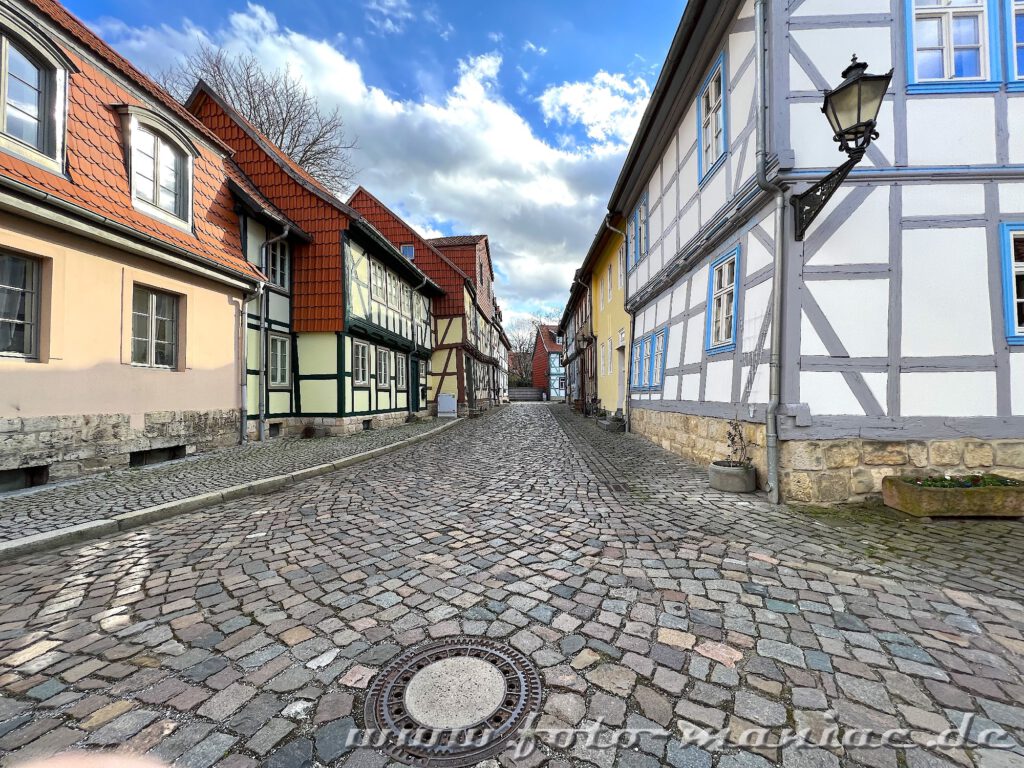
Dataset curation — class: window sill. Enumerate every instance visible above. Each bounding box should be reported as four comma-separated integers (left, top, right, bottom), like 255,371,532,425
698,155,728,187
268,384,291,391
706,343,736,356
1007,334,1024,346
0,136,63,176
907,81,1002,95
133,198,193,234
1006,83,1024,93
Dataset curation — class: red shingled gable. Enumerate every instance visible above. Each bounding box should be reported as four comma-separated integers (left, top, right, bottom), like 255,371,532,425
347,187,469,317
532,325,561,389
428,236,496,321
0,1,260,283
189,84,350,331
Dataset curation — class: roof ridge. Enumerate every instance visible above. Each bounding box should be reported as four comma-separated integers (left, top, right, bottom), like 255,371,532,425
347,185,471,282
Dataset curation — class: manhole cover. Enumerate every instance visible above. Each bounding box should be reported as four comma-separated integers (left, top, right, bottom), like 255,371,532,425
363,637,543,767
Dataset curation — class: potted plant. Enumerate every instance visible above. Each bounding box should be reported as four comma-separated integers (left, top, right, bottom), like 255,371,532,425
709,420,757,493
882,473,1024,518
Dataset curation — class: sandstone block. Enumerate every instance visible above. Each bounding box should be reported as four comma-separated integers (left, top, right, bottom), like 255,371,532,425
928,441,963,467
907,441,929,468
994,441,1024,468
824,440,861,469
862,441,908,466
781,441,824,471
963,442,994,469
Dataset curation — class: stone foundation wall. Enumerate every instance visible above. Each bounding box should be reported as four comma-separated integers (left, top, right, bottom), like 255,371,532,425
280,411,411,438
0,409,240,482
780,438,1024,504
630,409,768,489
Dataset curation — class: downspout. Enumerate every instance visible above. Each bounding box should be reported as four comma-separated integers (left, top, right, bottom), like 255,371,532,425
258,226,291,441
409,275,429,417
239,280,262,443
603,215,630,428
754,0,786,504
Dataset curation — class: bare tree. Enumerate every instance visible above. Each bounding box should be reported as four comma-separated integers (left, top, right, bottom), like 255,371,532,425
505,316,558,386
159,43,356,193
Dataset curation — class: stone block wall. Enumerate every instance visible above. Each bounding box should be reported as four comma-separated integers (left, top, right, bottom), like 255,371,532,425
284,411,410,437
780,438,1024,504
630,409,768,488
0,409,240,482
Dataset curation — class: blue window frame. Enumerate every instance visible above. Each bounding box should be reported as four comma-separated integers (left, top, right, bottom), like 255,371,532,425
629,329,668,392
627,194,649,271
1004,0,1024,87
697,52,728,184
905,0,1002,93
999,223,1024,345
705,246,741,355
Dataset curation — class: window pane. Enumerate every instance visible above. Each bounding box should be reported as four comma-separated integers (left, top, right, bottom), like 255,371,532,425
6,44,40,87
7,75,39,121
1014,238,1024,263
5,104,38,148
154,292,176,321
916,48,945,79
1018,44,1024,79
131,337,148,365
0,319,25,354
952,15,979,45
953,48,981,78
133,286,150,314
131,312,148,341
0,286,27,322
154,341,175,367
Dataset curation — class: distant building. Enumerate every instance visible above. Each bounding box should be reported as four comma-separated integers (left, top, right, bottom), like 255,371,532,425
348,188,510,413
531,325,565,400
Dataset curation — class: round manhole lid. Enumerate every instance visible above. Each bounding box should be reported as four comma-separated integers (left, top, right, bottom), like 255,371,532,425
363,637,543,767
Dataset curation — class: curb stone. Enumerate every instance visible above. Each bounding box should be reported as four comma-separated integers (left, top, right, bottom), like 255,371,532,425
0,417,464,562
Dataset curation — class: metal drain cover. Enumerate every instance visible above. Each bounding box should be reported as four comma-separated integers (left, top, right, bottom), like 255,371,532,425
363,637,543,767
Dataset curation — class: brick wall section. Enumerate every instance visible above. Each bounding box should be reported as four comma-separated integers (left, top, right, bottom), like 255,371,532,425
630,410,768,490
780,439,1024,504
190,90,350,332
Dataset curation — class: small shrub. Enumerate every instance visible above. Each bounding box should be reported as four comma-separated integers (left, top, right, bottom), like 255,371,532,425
902,474,1022,489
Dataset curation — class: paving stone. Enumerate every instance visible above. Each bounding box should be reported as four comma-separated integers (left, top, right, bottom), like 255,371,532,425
314,716,357,763
88,709,160,745
247,718,296,755
735,690,788,727
180,732,239,768
586,664,636,697
197,683,257,720
264,737,314,768
544,692,585,725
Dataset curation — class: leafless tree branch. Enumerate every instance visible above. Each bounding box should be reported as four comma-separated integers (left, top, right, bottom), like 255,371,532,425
158,43,357,194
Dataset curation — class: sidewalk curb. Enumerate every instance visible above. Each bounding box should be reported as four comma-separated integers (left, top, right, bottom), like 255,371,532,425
0,417,464,562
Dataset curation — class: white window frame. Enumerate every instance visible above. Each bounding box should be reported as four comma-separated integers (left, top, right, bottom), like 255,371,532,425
912,0,989,83
630,341,642,388
1010,230,1024,337
267,241,289,290
652,331,665,388
269,333,290,388
1013,0,1024,79
617,243,624,288
699,59,726,179
400,244,415,259
0,18,68,170
0,251,38,358
709,254,738,350
131,284,178,369
606,264,613,303
376,348,390,389
396,352,407,390
353,340,369,385
130,122,191,224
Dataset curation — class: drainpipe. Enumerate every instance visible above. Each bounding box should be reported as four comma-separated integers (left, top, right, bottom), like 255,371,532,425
754,0,786,504
603,215,630,427
239,280,262,443
258,226,291,441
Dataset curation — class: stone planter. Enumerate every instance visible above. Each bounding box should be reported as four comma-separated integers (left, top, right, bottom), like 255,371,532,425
882,476,1024,518
709,461,757,493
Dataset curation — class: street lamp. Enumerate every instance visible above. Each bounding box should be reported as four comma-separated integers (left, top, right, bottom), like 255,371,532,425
792,55,893,241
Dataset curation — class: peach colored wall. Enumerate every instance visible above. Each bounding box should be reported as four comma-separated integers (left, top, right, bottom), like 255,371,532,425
0,214,243,418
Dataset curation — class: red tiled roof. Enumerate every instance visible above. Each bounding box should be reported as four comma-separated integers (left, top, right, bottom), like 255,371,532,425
0,4,260,283
537,324,562,353
189,83,352,331
427,235,486,247
347,186,470,318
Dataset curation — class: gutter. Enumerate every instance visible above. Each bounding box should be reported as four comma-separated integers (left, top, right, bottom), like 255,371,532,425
753,0,786,505
257,226,290,441
0,175,258,291
239,279,262,442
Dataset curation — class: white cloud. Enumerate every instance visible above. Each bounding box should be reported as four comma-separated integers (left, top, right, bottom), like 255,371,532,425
89,5,649,318
522,40,548,56
487,31,503,44
364,0,414,35
538,71,651,145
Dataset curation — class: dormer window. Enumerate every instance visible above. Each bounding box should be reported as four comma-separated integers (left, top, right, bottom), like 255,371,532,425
117,106,197,229
133,126,186,219
0,12,73,170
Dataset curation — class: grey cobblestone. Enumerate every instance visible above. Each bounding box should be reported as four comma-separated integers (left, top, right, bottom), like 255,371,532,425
0,404,1020,767
0,418,445,542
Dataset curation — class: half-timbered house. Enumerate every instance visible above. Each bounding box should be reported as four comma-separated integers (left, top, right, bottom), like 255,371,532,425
609,0,1024,503
348,188,511,414
189,84,439,435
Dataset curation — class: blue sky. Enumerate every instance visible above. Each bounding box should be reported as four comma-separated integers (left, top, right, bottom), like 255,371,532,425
69,0,683,324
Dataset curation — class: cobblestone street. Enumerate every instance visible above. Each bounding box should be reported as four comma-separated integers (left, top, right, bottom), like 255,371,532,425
0,403,1021,768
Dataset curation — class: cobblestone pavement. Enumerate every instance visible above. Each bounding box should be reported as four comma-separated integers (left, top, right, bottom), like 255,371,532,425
0,403,1021,768
0,418,444,542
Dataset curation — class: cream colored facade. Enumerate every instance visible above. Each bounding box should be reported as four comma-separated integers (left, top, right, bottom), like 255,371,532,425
590,230,629,414
0,214,245,481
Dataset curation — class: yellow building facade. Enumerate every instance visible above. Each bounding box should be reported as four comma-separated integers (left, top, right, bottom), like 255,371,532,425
586,223,629,415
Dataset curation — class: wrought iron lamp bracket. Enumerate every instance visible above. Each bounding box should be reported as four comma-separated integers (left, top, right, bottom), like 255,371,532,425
791,146,867,242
